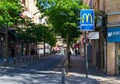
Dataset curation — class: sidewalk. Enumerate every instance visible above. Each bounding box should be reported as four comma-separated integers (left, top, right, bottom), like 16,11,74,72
64,55,120,84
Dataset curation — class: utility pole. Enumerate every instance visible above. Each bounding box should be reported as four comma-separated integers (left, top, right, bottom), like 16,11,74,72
84,31,88,78
80,9,95,78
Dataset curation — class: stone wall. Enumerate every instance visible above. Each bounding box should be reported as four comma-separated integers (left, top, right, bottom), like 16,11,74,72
107,0,120,12
107,0,120,27
107,43,116,75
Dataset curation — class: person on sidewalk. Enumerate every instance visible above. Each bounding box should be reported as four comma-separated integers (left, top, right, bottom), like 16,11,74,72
75,48,77,56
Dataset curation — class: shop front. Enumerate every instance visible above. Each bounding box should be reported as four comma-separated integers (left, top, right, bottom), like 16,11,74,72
107,27,120,75
90,11,106,73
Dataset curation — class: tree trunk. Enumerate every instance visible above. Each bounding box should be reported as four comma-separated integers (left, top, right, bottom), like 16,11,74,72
25,43,29,56
43,40,45,56
21,42,24,55
66,34,71,67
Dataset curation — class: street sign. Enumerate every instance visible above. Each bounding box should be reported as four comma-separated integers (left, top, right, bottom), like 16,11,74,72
80,9,95,31
79,9,95,78
88,32,99,39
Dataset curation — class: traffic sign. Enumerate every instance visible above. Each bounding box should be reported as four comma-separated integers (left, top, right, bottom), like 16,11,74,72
80,9,95,31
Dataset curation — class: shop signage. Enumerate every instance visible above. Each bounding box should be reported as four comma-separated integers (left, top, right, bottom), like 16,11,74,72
80,9,95,31
107,27,120,42
88,32,99,39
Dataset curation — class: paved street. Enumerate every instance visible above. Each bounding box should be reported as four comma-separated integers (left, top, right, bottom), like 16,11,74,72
0,54,120,84
0,55,64,84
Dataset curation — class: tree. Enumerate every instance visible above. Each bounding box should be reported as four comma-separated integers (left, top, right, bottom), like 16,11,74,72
37,0,88,67
0,0,21,26
17,22,56,45
0,0,21,62
36,24,56,56
17,22,56,56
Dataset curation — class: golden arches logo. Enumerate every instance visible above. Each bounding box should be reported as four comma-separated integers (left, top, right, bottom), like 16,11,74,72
82,13,93,23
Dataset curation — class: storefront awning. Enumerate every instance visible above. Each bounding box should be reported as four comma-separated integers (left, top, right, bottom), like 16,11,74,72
74,43,80,48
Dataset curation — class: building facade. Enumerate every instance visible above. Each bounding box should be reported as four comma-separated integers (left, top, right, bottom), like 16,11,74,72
90,0,120,75
106,0,120,75
87,0,107,74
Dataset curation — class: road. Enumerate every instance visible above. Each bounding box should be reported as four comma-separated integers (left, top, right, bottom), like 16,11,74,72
0,55,65,84
0,54,120,84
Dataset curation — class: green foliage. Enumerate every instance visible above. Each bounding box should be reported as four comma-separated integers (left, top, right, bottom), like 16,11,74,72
37,0,87,41
34,24,56,46
0,0,21,27
17,22,56,46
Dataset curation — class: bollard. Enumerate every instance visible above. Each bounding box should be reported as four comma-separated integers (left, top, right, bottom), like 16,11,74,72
30,56,32,61
4,59,9,65
26,57,28,61
29,56,31,61
61,68,65,84
32,56,33,60
33,56,34,60
22,57,24,62
13,58,16,64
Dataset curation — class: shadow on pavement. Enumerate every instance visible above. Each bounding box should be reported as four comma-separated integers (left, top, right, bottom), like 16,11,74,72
68,55,106,77
66,76,100,84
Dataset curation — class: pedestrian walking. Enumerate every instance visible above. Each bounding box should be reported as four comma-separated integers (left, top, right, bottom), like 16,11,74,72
75,48,77,56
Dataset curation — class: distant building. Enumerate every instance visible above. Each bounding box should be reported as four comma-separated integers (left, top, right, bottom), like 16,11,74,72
19,0,49,56
20,0,47,25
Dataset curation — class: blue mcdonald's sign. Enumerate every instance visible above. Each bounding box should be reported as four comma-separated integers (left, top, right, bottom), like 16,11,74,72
80,9,95,31
107,27,120,42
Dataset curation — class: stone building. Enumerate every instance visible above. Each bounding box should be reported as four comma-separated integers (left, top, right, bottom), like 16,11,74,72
83,0,107,74
106,0,120,75
90,0,120,75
